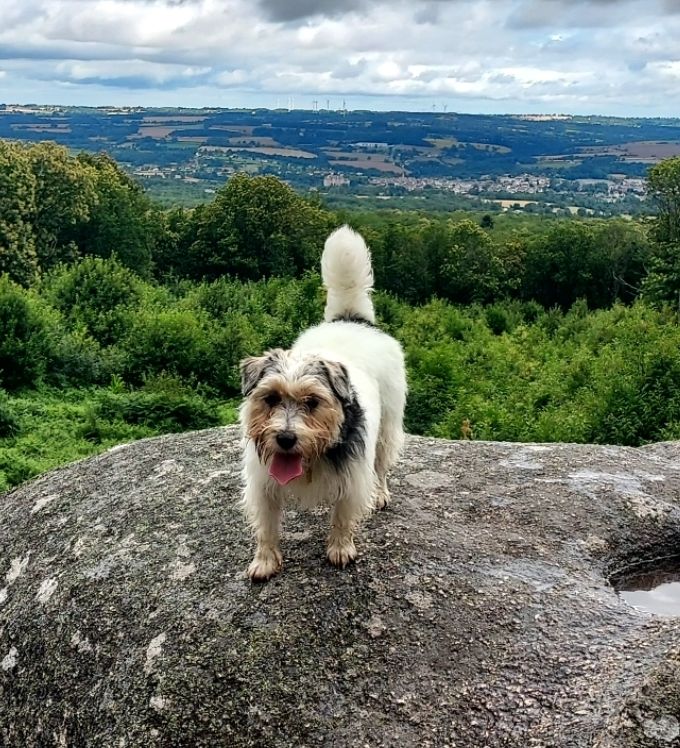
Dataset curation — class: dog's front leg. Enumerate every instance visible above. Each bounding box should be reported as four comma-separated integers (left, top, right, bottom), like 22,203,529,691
327,462,375,568
327,495,358,569
327,468,372,567
244,484,283,582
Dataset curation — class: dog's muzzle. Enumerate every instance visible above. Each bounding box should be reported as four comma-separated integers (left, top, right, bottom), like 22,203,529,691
269,431,303,485
275,431,298,451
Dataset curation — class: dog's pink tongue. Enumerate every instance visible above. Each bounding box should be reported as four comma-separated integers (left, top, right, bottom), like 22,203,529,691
269,453,304,485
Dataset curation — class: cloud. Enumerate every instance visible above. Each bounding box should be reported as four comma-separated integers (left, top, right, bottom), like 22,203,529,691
0,0,679,115
506,0,680,32
330,58,368,80
52,59,212,88
257,0,366,22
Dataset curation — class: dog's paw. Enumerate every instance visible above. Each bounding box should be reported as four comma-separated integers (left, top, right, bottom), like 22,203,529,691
327,538,357,568
247,548,283,582
374,485,391,510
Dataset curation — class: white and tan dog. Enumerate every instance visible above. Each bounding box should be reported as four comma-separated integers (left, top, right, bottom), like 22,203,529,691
239,225,407,581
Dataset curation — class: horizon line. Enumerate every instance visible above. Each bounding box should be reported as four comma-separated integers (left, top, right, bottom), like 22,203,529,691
2,101,680,122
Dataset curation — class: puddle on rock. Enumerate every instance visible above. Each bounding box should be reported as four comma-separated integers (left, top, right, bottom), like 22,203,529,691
614,558,680,616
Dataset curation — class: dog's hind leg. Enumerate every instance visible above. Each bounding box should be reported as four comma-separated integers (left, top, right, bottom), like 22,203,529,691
244,481,283,582
373,408,405,510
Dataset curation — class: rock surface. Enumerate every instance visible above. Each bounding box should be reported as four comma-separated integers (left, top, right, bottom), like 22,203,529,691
1,428,680,747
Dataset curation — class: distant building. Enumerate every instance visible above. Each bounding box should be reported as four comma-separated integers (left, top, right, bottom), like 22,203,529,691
353,142,389,150
133,167,165,178
518,114,572,121
323,173,350,188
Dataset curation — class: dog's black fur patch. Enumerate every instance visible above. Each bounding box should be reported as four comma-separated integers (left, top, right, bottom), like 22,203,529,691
317,360,366,469
325,392,366,469
330,313,377,329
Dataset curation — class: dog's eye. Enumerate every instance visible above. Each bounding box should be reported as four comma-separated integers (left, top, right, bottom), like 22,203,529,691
306,397,319,411
264,393,281,407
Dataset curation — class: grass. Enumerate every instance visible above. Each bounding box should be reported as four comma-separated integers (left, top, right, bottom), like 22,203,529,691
0,387,239,494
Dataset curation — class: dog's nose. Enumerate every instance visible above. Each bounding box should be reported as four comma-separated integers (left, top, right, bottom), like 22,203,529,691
276,432,298,451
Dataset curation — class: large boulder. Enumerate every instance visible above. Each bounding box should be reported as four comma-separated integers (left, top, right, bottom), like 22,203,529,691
1,427,680,747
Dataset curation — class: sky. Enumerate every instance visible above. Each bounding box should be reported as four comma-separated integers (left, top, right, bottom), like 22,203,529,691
1,0,680,116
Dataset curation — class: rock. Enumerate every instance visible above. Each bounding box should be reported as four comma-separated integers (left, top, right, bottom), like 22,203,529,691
1,428,680,747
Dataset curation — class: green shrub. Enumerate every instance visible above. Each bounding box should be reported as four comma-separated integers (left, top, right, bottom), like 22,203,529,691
373,292,407,334
122,305,212,384
95,376,220,433
44,256,144,346
0,452,38,492
0,390,20,437
0,275,52,389
483,300,534,335
47,327,121,387
587,332,680,446
182,276,251,321
519,300,544,324
269,274,324,336
404,344,462,434
537,306,564,337
181,274,327,393
484,304,512,335
184,274,322,341
207,314,267,394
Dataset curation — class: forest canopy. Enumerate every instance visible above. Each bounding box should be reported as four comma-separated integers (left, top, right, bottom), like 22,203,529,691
2,140,680,491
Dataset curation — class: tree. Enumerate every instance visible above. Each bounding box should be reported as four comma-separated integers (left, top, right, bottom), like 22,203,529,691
643,157,680,305
647,156,680,244
0,141,39,285
380,223,432,304
439,219,504,304
45,256,144,346
595,219,649,304
152,207,194,279
188,174,334,281
73,153,157,276
28,142,97,270
521,222,608,309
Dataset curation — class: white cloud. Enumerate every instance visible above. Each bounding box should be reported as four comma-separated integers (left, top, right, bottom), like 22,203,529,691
0,0,679,115
54,59,210,82
649,60,680,79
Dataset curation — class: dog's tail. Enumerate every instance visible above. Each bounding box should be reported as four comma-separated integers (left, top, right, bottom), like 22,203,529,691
321,225,375,324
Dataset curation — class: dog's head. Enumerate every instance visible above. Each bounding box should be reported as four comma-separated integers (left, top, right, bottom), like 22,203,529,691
239,349,354,485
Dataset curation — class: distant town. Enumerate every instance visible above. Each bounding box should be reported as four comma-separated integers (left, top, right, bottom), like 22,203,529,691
1,103,676,213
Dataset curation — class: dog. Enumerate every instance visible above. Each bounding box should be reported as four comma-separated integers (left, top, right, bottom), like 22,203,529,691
239,225,407,581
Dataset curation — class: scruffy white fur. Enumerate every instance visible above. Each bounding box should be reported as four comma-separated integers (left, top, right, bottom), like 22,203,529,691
321,225,376,324
239,225,407,581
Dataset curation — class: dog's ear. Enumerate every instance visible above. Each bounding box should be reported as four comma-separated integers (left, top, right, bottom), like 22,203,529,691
240,356,267,396
240,349,285,396
321,360,352,403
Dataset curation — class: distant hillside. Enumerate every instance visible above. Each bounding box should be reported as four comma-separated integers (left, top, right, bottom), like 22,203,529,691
2,105,678,210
